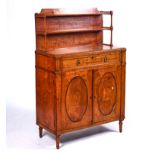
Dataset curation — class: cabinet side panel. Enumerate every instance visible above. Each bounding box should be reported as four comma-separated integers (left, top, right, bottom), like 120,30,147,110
35,53,56,71
36,35,46,50
35,17,45,32
36,68,55,131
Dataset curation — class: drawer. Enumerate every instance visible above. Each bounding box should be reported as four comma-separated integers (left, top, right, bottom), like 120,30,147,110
95,52,121,64
62,56,91,69
62,52,121,69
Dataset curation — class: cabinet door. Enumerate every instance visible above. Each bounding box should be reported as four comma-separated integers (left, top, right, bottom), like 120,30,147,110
62,70,92,131
93,66,121,123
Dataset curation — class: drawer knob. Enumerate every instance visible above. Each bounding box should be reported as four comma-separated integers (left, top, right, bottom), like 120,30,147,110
104,56,108,62
76,59,81,66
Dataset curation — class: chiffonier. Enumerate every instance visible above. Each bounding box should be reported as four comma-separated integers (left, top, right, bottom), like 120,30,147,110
35,8,126,149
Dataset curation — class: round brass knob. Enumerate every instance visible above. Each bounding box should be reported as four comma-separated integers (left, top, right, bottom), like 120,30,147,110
104,56,107,62
76,59,80,65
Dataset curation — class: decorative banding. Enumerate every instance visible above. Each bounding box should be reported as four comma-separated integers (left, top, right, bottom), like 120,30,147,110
97,72,117,116
65,76,88,122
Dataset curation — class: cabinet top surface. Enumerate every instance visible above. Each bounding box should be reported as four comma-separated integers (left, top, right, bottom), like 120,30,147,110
36,44,126,58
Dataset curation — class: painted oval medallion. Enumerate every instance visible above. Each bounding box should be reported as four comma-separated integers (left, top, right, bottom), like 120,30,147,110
66,77,88,122
97,72,117,115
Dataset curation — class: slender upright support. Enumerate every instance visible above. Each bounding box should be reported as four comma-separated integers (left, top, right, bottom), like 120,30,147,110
56,135,60,149
55,66,62,149
102,10,113,47
110,11,113,47
39,127,43,138
119,49,126,133
119,120,123,133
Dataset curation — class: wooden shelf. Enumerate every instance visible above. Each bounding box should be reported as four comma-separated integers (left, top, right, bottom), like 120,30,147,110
35,13,103,17
35,8,113,17
36,27,112,35
36,11,113,18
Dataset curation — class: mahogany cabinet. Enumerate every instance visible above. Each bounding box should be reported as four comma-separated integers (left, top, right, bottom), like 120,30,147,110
35,8,126,149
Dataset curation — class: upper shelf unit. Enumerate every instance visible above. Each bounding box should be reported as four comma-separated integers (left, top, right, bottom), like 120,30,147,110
35,8,113,50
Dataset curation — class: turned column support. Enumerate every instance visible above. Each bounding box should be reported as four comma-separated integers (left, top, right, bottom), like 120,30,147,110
119,120,123,133
56,134,60,149
119,49,126,133
55,69,62,149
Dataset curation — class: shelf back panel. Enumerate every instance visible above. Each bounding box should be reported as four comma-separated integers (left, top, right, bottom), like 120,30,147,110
36,31,103,50
36,15,102,33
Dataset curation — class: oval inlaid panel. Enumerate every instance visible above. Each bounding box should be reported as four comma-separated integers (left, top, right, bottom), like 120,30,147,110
97,72,117,115
66,77,88,122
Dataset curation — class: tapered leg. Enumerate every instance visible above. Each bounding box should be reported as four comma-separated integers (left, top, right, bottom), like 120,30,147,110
56,135,60,149
39,127,43,138
119,120,123,133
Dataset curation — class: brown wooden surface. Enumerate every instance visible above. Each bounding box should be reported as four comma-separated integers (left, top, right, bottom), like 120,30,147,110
35,8,104,51
61,70,92,130
120,49,126,121
36,44,123,57
35,8,126,149
36,16,102,33
36,32,103,50
93,66,121,123
36,68,55,131
36,8,102,17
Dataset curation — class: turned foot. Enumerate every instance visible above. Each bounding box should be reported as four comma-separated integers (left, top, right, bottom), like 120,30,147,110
119,120,123,133
39,127,43,138
56,135,60,149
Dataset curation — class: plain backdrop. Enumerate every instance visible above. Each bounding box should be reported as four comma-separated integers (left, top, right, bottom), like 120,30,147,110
1,0,155,154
